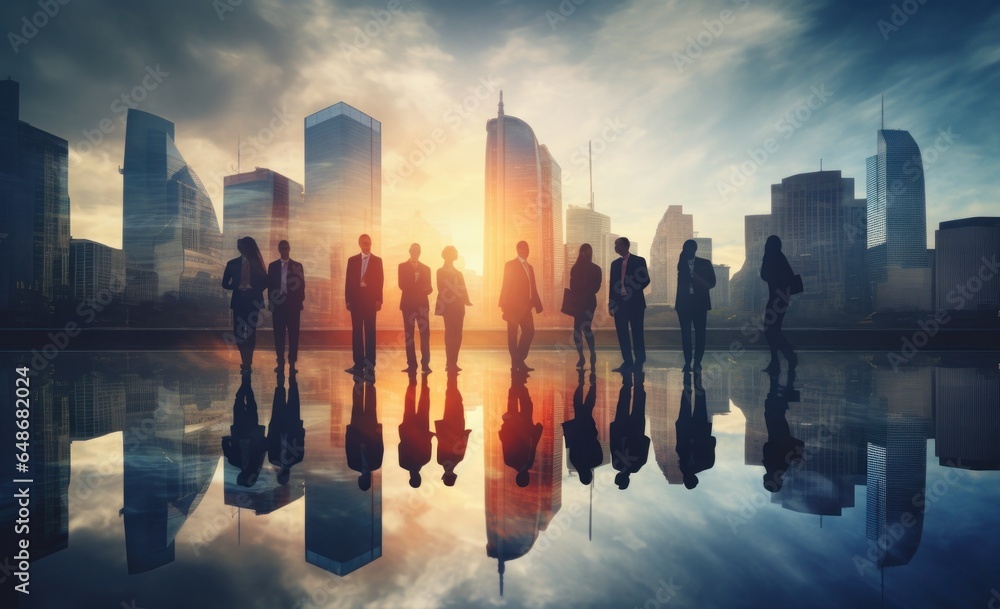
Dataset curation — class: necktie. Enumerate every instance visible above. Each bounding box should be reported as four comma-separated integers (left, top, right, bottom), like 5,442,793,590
620,255,628,296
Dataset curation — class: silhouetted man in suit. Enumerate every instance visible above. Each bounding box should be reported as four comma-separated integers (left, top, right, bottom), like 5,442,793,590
398,373,434,488
609,237,650,372
762,370,803,493
435,371,471,487
675,239,716,373
346,379,383,491
675,373,716,490
563,371,602,485
268,240,306,374
499,241,543,373
398,243,433,373
610,372,649,490
222,375,267,487
500,371,544,487
267,373,305,486
345,234,383,379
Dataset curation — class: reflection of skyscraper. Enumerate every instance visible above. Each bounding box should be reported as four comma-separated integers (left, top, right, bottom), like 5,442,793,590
0,78,70,312
484,93,562,325
223,167,303,260
304,377,382,575
648,368,685,485
303,102,381,326
30,377,71,561
866,129,929,311
650,206,693,305
69,371,126,440
122,109,224,301
934,366,1000,470
728,214,770,311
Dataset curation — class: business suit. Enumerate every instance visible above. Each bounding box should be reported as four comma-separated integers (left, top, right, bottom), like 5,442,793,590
499,376,544,485
609,254,650,369
569,261,602,364
610,376,650,489
398,259,433,370
398,374,434,486
222,256,268,369
436,266,471,371
675,256,716,369
499,257,543,370
346,380,383,488
675,377,716,489
268,258,306,367
562,374,602,484
267,377,305,478
221,376,267,487
435,372,471,484
345,253,384,372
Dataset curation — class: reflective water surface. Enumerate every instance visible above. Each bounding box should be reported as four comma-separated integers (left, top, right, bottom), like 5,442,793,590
1,349,998,609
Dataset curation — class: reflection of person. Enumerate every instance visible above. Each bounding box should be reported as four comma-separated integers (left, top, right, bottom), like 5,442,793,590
398,373,434,488
675,239,716,373
399,243,433,374
610,372,650,489
345,234,384,379
222,375,267,487
762,371,804,492
268,240,306,374
435,371,471,486
267,373,305,485
760,235,798,374
609,237,649,372
346,380,383,490
435,246,472,373
222,237,268,374
563,371,602,485
499,372,544,487
499,241,543,373
675,373,716,489
569,243,602,370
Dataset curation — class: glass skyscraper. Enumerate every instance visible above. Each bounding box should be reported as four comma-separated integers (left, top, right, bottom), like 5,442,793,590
934,217,1000,313
223,167,303,261
122,109,223,301
649,206,693,306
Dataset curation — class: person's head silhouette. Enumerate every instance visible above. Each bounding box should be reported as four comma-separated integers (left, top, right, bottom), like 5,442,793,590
579,468,593,485
277,467,290,486
680,239,697,261
358,233,373,255
516,240,529,260
442,468,458,487
358,471,372,491
442,245,459,264
764,235,782,254
409,470,422,488
615,471,630,490
409,242,421,262
516,471,530,487
614,236,630,257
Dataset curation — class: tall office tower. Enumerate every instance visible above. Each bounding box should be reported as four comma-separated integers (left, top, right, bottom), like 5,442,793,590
866,128,928,311
844,198,868,313
69,239,126,304
304,102,381,326
223,167,303,260
934,366,1000,470
649,206,693,305
122,109,223,301
935,217,1000,314
728,214,770,311
712,264,730,308
770,170,863,315
0,78,70,313
693,236,712,262
566,205,612,319
69,370,126,440
484,93,562,325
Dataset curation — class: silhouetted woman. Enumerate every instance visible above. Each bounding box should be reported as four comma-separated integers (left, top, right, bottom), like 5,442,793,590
223,237,268,374
675,239,716,372
435,246,472,372
569,243,602,370
759,235,797,373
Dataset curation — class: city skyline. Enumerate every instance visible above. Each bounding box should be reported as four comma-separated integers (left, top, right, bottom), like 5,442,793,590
3,0,996,276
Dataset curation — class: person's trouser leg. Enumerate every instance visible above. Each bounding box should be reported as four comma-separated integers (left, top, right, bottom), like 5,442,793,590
518,312,535,364
273,306,288,364
614,309,633,367
351,310,364,368
632,309,646,366
288,309,300,364
364,312,377,370
677,309,693,365
403,309,417,369
507,317,519,366
417,309,430,367
573,316,584,359
693,309,707,366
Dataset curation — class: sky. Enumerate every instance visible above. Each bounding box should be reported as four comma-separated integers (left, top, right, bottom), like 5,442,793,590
2,0,998,273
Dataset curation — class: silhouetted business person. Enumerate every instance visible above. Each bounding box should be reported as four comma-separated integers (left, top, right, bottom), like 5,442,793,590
268,240,305,374
563,371,602,485
399,243,433,374
435,246,472,373
398,373,434,488
346,379,383,491
610,372,649,490
345,234,384,379
435,371,471,486
569,243,602,371
267,373,305,485
675,239,716,373
675,373,716,489
223,237,268,374
499,241,543,373
760,235,798,374
609,237,650,372
500,372,544,487
222,374,266,487
762,371,803,492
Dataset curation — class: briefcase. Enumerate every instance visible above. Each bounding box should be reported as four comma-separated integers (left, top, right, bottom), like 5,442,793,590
789,274,804,295
560,288,577,317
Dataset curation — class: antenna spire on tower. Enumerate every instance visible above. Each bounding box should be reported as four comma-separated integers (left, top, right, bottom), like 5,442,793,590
881,94,884,130
498,90,504,117
588,140,594,211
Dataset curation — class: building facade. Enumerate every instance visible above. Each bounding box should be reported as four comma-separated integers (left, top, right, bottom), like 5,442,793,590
649,205,693,306
223,167,303,260
934,217,1000,314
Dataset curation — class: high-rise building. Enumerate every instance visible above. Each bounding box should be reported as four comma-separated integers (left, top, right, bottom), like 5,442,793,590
694,236,712,262
0,78,70,313
223,167,303,260
728,214,770,311
122,109,223,301
934,217,1000,314
713,264,730,308
566,205,613,321
69,239,126,305
649,206,693,305
484,93,563,325
866,129,928,311
303,102,381,326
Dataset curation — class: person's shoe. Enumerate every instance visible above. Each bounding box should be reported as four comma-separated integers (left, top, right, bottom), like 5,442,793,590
523,365,535,372
345,366,362,376
762,361,780,375
289,364,298,374
590,353,597,369
401,366,417,373
612,363,632,373
422,365,433,374
682,363,692,373
786,351,798,368
576,355,585,370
